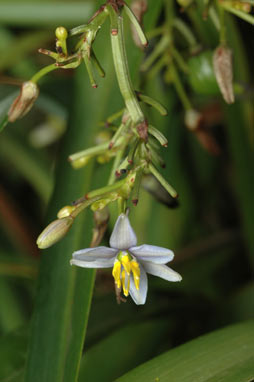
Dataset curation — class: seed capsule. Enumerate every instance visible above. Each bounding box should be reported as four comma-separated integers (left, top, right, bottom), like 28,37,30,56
213,45,234,104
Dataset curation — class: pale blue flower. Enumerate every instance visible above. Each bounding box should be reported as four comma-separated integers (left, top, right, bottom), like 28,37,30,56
71,213,182,305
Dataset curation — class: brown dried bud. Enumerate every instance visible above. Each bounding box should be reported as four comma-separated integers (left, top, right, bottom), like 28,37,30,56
8,81,39,122
36,217,74,249
213,45,234,104
136,120,148,141
185,109,220,156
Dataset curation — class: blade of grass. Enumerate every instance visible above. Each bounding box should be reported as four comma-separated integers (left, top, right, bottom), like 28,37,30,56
79,319,170,382
115,320,254,382
0,130,53,203
0,3,95,27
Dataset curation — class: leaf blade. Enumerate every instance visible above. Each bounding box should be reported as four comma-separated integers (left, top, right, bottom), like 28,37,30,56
115,321,254,382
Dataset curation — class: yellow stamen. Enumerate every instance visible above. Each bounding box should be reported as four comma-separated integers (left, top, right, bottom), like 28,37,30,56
131,260,140,290
121,254,131,275
112,260,121,289
121,270,130,297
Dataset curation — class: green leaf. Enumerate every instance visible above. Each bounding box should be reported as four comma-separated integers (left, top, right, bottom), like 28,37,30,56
0,130,53,203
79,319,169,382
0,327,27,382
115,320,254,382
0,3,95,27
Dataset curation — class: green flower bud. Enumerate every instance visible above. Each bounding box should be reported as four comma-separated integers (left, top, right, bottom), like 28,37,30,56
91,198,111,211
57,205,75,218
37,217,73,249
71,156,91,169
176,0,193,7
55,26,68,40
8,81,39,122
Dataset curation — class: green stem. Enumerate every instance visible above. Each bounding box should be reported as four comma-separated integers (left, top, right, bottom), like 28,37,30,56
30,64,58,83
218,3,226,44
85,178,126,199
109,7,145,125
108,147,126,185
69,142,109,162
149,163,178,198
170,61,192,110
221,3,254,25
173,18,198,49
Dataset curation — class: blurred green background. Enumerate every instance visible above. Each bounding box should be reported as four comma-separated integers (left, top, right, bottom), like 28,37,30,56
0,0,253,381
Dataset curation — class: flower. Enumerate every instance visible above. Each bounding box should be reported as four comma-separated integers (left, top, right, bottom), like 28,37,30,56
70,213,182,305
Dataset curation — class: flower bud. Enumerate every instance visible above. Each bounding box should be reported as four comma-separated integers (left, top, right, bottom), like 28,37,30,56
185,109,220,155
91,192,118,211
55,26,68,40
57,205,75,219
71,156,91,169
91,198,111,211
176,0,193,7
232,1,251,12
37,217,73,249
8,81,39,122
184,109,202,131
94,130,112,145
94,207,110,226
213,45,234,104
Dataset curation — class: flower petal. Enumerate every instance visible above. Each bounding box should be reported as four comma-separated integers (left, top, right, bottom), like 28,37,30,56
70,258,114,268
109,214,137,250
129,263,148,305
72,246,117,262
141,262,182,282
129,244,174,264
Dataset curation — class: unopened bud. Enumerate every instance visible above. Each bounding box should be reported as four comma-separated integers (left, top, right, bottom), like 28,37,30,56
57,205,75,218
184,109,203,131
71,156,91,169
55,26,68,40
95,130,112,145
37,217,73,249
176,0,193,7
91,192,118,211
55,26,68,55
91,198,111,211
213,45,234,104
185,109,220,155
8,81,39,122
94,207,110,226
231,1,251,12
97,153,112,164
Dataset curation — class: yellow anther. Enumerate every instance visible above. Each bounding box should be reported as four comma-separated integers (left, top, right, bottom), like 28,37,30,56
121,270,130,297
121,254,131,275
112,260,121,289
131,260,140,290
